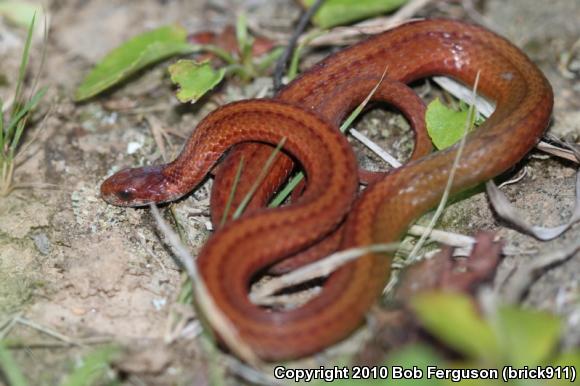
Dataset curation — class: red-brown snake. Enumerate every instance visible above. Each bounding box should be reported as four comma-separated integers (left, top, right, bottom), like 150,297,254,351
101,19,553,360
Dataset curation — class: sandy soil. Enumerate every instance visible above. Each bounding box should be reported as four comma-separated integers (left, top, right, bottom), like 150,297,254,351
0,0,578,384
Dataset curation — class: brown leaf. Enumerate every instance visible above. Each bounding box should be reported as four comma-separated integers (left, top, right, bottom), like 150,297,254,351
188,25,276,63
396,232,503,301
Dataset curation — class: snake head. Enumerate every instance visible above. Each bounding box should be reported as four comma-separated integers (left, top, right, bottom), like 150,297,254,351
101,165,174,207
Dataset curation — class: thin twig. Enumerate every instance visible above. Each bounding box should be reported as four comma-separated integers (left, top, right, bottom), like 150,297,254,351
498,167,528,189
350,128,402,168
15,316,77,345
408,225,474,249
273,0,325,91
4,336,112,349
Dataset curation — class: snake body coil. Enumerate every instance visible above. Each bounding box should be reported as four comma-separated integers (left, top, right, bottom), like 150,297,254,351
101,19,553,360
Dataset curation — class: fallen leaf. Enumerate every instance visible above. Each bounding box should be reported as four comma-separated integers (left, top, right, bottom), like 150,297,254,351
187,25,275,63
396,232,502,300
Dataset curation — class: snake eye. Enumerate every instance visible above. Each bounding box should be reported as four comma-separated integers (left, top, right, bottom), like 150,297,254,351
116,189,134,202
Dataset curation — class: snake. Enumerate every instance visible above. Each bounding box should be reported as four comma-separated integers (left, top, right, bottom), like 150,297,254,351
100,19,553,360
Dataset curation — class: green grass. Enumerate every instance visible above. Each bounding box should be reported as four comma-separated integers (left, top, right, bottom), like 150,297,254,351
0,340,120,386
0,13,48,197
269,70,386,207
0,341,27,386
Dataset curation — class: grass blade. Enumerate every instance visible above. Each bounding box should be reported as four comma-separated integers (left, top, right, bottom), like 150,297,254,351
220,157,245,228
269,67,388,207
268,171,304,208
0,100,4,150
12,12,36,116
60,346,119,386
233,137,286,219
5,86,47,150
0,342,29,386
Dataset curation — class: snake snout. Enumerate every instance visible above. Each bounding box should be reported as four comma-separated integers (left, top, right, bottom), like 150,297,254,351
100,165,169,207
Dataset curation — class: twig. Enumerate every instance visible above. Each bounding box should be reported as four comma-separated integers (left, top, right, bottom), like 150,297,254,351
15,316,77,345
273,0,326,91
498,167,528,188
4,336,112,349
408,225,474,249
0,314,20,340
350,128,402,168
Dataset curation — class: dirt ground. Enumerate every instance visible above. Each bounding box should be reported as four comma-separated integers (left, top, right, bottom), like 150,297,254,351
0,0,579,385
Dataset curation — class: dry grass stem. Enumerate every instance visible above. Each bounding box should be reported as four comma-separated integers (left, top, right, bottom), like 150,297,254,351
5,336,112,349
146,115,171,162
15,316,76,345
408,224,474,249
350,128,402,168
249,243,399,303
537,141,580,163
498,167,528,188
251,288,322,308
406,71,482,263
148,204,262,367
432,76,495,116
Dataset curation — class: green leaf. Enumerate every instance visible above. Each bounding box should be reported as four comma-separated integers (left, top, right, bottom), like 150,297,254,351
301,0,408,29
235,13,253,61
426,98,475,150
1,99,5,150
411,292,500,362
494,306,561,367
547,351,580,386
60,346,119,386
75,25,196,101
552,350,580,368
168,60,225,103
13,10,35,115
0,341,29,386
0,1,43,29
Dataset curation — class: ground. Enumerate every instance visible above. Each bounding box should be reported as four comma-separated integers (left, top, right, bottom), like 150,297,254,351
0,0,579,385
